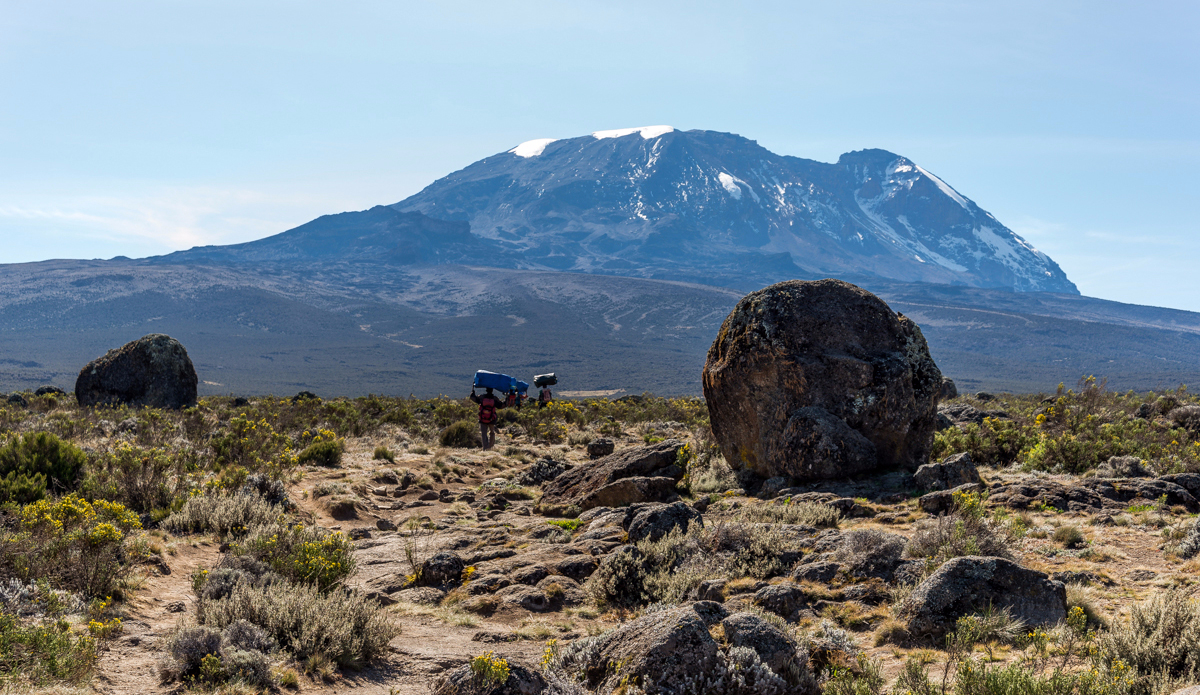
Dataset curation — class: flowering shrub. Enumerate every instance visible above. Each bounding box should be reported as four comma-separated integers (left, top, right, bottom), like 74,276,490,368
229,523,354,590
210,415,298,474
0,495,141,597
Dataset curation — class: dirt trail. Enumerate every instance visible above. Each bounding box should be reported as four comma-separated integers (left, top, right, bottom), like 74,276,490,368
94,542,220,695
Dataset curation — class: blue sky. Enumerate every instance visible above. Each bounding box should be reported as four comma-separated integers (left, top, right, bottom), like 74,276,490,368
1,1,1197,310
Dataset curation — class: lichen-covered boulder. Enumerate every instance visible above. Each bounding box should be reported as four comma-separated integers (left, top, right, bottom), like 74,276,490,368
702,280,942,481
75,334,198,409
914,452,981,491
624,502,703,543
901,556,1066,639
540,440,684,511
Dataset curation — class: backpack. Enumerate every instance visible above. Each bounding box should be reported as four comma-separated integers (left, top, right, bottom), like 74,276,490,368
478,395,499,424
506,392,516,407
539,388,552,403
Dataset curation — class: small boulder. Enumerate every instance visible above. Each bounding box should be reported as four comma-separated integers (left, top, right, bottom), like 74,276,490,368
540,440,685,511
918,482,985,515
75,334,198,409
587,438,615,458
721,612,803,675
375,518,398,531
421,552,465,586
431,659,546,695
914,453,982,491
5,393,26,407
753,584,807,618
793,561,840,584
34,386,65,396
625,502,702,543
758,476,790,499
702,279,942,482
902,556,1066,639
514,458,570,486
692,579,727,603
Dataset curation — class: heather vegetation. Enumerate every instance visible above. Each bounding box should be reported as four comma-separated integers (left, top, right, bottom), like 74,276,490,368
0,385,1199,693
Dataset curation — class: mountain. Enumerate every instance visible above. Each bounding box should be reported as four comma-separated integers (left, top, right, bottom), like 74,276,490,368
394,127,1076,293
4,126,1196,397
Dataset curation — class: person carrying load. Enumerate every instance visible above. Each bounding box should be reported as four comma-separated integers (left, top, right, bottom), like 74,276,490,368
534,373,556,409
469,386,505,450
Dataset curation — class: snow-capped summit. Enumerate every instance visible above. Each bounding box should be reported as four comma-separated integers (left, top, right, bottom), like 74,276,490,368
396,129,1077,293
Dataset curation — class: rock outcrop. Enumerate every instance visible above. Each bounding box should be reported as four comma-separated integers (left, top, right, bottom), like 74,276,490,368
624,502,703,543
539,440,684,512
75,334,198,409
702,280,942,481
988,477,1198,513
902,556,1067,639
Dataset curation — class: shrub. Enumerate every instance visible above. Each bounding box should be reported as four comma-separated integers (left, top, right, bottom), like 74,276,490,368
1052,524,1086,549
229,523,355,590
1096,588,1200,694
197,581,399,666
80,443,187,515
296,437,344,467
0,495,141,597
906,491,1012,566
210,415,298,474
0,431,86,504
739,501,841,528
161,492,282,537
440,420,480,448
0,611,98,687
372,446,395,463
160,623,274,688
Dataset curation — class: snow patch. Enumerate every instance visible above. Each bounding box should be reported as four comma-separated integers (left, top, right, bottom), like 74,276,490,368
914,165,970,209
592,125,674,140
509,138,556,158
717,172,742,200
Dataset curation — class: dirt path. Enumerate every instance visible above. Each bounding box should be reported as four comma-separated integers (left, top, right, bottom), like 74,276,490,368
94,542,220,695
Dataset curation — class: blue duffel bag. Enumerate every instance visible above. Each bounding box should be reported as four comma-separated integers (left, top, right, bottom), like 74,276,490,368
474,370,517,392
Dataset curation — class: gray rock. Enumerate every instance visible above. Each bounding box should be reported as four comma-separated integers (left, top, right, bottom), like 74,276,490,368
514,458,570,486
587,438,615,458
902,556,1066,639
793,561,840,584
540,440,685,511
421,552,464,586
376,518,397,531
692,579,727,603
758,476,790,499
753,584,807,618
939,377,958,401
431,659,546,695
1092,455,1151,478
918,482,985,515
75,334,198,409
625,502,703,543
721,612,802,674
703,279,942,482
914,452,981,492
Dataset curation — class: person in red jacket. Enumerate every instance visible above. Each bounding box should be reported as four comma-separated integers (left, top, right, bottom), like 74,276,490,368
469,387,505,450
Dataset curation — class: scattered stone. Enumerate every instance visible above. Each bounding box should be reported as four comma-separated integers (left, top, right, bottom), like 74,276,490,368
6,394,26,407
34,386,65,396
421,552,465,587
989,477,1197,513
1051,571,1112,586
292,390,320,403
418,490,440,501
692,579,727,603
1128,569,1157,582
375,518,397,532
431,659,545,695
753,584,807,618
116,417,139,435
165,601,186,613
587,437,615,458
720,612,802,674
793,561,840,584
625,502,703,543
758,476,790,499
396,586,445,605
540,440,685,511
555,556,598,582
514,458,571,486
693,497,709,513
914,452,981,492
75,334,198,409
1092,456,1152,478
703,279,942,482
349,528,372,540
918,482,986,515
902,556,1066,639
938,402,1009,427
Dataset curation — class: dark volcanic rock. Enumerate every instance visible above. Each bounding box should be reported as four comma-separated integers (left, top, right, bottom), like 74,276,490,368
587,438,615,458
939,377,958,401
919,482,985,515
34,386,66,396
540,440,684,511
431,659,546,695
702,280,942,481
914,453,981,492
988,477,1197,513
902,556,1066,639
421,552,464,587
624,502,702,543
75,334,198,409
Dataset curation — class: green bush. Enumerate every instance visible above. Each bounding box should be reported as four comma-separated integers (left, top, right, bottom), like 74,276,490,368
440,420,480,448
296,437,345,467
1097,588,1200,694
372,445,395,463
197,580,399,666
0,432,86,504
0,612,98,687
739,501,841,528
80,442,189,515
0,495,141,597
229,523,355,590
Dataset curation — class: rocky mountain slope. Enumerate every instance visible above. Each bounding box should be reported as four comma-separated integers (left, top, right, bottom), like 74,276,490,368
393,127,1076,293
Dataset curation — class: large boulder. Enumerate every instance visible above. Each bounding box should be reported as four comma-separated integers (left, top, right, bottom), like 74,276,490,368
431,659,546,695
75,334,198,409
702,280,942,481
901,556,1066,639
540,440,684,512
